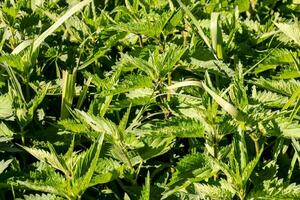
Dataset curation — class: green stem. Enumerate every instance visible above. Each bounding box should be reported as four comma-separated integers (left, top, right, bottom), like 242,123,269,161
134,162,143,184
139,35,143,47
238,190,245,200
237,125,248,171
250,133,260,156
167,72,172,101
212,127,219,158
128,83,159,130
25,81,30,101
21,127,25,146
118,143,134,170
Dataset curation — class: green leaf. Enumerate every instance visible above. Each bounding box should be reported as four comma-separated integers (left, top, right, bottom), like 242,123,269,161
21,146,67,175
138,133,175,161
194,180,234,200
121,54,158,80
275,118,300,138
2,65,25,103
169,9,183,27
78,47,109,70
0,159,12,174
190,58,234,77
235,0,250,12
0,122,14,142
139,171,151,200
22,193,63,200
74,109,119,140
275,21,300,47
90,158,124,186
210,12,223,59
27,82,50,123
163,153,215,199
170,153,213,185
242,148,263,185
100,74,153,97
0,95,13,120
144,117,205,138
73,134,104,192
177,0,212,51
254,49,297,74
58,119,88,133
118,104,131,134
31,0,92,53
251,160,278,184
283,87,300,110
14,166,65,197
73,134,103,178
60,70,75,119
274,71,300,79
202,82,244,121
252,77,300,96
247,178,300,199
0,54,23,72
114,10,173,38
251,88,289,108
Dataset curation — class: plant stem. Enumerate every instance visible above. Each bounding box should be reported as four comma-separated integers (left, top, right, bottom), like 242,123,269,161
21,127,25,146
167,72,172,101
119,143,133,170
139,35,143,47
25,80,30,101
254,140,260,156
250,134,260,156
238,191,245,200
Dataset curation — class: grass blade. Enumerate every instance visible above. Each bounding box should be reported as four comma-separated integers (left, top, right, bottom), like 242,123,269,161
76,77,92,109
202,82,243,121
176,0,212,51
32,0,92,53
60,70,76,119
210,12,223,59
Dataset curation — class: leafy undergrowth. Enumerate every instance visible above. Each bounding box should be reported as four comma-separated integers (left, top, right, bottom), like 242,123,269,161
0,0,300,199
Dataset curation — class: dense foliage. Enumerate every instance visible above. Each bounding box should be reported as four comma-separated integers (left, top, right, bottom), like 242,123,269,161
1,0,300,199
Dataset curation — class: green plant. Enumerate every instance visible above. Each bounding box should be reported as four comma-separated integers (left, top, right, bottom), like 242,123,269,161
0,0,300,199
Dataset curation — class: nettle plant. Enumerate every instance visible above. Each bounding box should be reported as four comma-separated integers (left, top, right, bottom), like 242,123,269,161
0,0,300,199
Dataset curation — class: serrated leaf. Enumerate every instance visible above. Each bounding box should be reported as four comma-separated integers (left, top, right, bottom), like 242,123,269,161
138,133,175,161
252,77,300,96
90,158,124,186
275,21,300,47
73,134,104,192
58,119,88,133
194,180,234,200
140,171,151,200
118,104,131,134
247,178,300,199
0,159,12,174
251,89,289,108
145,117,204,138
163,153,215,199
0,122,14,139
190,59,234,77
22,193,62,200
21,146,67,175
0,94,13,120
